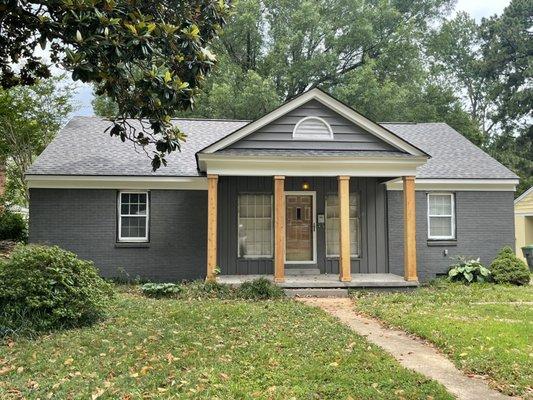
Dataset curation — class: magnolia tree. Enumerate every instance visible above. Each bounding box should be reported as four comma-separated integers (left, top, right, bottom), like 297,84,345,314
0,0,233,170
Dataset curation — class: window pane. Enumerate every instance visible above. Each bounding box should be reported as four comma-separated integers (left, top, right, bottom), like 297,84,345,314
121,216,147,238
429,195,452,215
429,216,452,237
238,194,272,258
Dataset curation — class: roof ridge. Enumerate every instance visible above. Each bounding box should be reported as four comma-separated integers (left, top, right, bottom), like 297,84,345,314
70,115,251,123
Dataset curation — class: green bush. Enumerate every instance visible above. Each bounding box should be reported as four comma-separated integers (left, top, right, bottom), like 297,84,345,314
0,245,113,335
448,257,491,284
0,209,27,242
141,283,182,298
237,277,285,299
490,246,531,286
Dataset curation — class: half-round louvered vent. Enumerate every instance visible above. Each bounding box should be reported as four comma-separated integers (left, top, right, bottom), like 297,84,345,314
292,116,334,140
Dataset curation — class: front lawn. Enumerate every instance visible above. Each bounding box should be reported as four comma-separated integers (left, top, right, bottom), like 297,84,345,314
352,281,533,397
0,290,452,399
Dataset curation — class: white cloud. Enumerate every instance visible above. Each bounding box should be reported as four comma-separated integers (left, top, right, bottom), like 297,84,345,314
455,0,510,21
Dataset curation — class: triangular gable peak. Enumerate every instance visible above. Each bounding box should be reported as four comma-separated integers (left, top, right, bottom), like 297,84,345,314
200,88,428,156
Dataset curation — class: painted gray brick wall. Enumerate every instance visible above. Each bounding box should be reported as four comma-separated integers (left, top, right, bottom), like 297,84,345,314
387,191,515,282
29,189,207,282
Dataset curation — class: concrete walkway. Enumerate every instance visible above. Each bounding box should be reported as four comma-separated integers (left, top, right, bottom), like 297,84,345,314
298,298,517,400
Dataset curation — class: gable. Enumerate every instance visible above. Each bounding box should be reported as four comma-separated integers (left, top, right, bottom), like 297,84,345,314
515,187,533,212
227,99,398,151
200,88,428,156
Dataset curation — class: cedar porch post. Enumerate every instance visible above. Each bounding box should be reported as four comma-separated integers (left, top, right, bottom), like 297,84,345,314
403,176,418,281
274,176,285,283
206,174,218,281
338,176,352,282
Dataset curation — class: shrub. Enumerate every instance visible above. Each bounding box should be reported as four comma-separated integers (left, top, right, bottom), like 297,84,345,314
141,283,182,298
0,245,113,335
448,257,491,283
0,209,27,242
237,277,285,300
490,246,530,286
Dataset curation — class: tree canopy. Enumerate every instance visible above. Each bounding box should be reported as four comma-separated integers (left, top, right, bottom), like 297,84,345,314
0,0,233,170
0,77,75,205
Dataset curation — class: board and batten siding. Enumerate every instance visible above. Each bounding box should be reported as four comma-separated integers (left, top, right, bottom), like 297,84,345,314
217,176,389,275
227,99,398,151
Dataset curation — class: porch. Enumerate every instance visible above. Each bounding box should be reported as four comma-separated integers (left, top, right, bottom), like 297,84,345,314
204,174,420,285
218,273,419,288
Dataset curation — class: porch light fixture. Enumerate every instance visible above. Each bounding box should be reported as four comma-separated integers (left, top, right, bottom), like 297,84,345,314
302,181,310,190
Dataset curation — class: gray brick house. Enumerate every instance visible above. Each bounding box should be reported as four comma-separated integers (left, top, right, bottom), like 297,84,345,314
26,89,518,285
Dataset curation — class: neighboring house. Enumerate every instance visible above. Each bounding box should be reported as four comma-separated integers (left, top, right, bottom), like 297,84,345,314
515,187,533,262
26,89,518,285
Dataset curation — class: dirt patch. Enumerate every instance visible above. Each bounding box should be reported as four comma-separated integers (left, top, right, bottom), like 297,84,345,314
0,240,17,260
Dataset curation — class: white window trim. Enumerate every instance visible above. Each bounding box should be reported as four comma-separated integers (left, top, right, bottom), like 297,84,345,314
118,190,149,242
237,194,274,259
325,193,361,258
292,116,334,140
427,192,455,240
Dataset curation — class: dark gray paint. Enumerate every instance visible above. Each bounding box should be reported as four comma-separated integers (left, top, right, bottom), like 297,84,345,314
387,191,515,282
228,100,398,151
29,189,207,282
217,176,389,275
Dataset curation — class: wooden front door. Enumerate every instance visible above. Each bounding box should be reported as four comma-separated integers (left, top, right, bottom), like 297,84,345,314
285,194,314,262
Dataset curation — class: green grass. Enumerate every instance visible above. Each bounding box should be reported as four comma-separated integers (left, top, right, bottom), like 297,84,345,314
352,280,533,397
0,291,452,399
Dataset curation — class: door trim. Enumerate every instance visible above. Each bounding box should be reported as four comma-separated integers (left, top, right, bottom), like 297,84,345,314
284,191,317,265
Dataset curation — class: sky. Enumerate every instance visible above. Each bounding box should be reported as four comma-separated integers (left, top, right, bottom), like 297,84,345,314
70,0,511,117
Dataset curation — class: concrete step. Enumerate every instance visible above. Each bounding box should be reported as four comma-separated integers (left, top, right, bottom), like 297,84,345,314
284,288,349,298
285,268,321,276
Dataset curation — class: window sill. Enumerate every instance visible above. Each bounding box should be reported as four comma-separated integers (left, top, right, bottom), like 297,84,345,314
326,257,362,260
427,240,457,247
115,242,150,248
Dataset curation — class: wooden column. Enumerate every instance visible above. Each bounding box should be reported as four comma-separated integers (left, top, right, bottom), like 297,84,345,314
403,176,418,281
206,174,218,281
338,176,352,282
274,176,285,283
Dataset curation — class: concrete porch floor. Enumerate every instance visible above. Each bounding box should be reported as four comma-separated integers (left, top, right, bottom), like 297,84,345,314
217,273,419,288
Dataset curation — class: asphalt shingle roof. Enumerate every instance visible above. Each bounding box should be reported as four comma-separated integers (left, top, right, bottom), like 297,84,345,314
27,117,517,179
381,123,517,179
27,117,248,177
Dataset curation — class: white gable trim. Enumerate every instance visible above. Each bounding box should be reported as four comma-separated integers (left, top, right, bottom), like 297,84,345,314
26,175,208,190
200,88,427,156
514,186,533,204
386,178,518,192
198,153,426,177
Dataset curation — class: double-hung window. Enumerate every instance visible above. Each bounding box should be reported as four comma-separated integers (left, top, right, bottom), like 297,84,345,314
238,194,273,258
325,193,361,257
118,191,149,242
427,193,455,240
